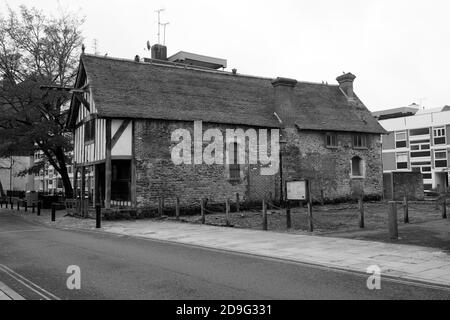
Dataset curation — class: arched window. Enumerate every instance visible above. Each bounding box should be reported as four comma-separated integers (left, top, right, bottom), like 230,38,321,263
351,156,364,178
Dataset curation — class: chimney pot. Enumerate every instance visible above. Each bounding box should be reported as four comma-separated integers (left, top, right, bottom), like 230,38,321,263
336,72,356,99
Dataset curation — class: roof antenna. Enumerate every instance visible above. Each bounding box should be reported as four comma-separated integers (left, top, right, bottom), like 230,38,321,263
155,8,165,44
161,22,170,45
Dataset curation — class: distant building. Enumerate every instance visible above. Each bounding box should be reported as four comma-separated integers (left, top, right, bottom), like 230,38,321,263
375,104,450,192
33,151,74,194
0,155,34,195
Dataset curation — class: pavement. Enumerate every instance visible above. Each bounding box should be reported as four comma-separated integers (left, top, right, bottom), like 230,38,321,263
3,207,450,291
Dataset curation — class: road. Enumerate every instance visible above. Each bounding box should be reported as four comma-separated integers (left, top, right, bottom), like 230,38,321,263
0,210,449,300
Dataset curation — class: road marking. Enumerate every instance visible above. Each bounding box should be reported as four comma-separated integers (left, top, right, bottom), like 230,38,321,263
0,265,60,300
0,281,25,300
0,229,47,235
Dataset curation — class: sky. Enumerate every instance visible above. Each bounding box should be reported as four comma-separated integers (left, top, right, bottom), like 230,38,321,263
1,0,449,111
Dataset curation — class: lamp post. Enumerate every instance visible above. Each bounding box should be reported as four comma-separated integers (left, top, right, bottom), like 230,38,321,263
279,136,288,207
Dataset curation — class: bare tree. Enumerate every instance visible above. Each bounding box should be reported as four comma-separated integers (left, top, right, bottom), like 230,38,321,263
0,5,84,198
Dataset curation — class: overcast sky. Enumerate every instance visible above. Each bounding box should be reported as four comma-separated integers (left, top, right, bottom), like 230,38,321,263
2,0,449,111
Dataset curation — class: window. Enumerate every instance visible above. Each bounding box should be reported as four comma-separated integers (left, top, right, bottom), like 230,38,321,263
396,152,409,169
353,135,367,149
395,131,407,148
229,143,241,181
84,120,96,143
411,151,431,158
410,128,430,136
433,127,446,145
351,156,364,178
326,133,338,148
434,149,448,168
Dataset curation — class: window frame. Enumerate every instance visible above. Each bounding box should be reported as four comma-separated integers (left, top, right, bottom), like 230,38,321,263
433,127,446,145
434,149,448,168
395,152,409,170
395,131,407,149
351,156,365,178
84,120,96,144
325,133,338,148
353,134,368,149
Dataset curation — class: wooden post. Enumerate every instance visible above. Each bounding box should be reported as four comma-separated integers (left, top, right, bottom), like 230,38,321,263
32,203,35,213
320,190,325,206
262,199,268,231
286,200,292,229
404,195,410,223
225,198,231,227
388,201,398,240
236,193,240,213
80,166,86,218
37,201,41,216
51,204,56,222
200,199,206,225
443,199,448,219
131,121,137,208
359,197,365,229
105,119,112,210
308,180,313,232
96,205,102,229
24,201,27,212
175,197,180,220
158,197,163,217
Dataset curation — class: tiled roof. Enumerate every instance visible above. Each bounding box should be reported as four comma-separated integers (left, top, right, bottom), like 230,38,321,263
69,54,385,134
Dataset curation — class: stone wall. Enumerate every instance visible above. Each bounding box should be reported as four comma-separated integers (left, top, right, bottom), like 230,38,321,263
282,128,383,202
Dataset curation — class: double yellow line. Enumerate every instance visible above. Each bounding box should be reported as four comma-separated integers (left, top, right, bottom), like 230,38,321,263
0,264,60,300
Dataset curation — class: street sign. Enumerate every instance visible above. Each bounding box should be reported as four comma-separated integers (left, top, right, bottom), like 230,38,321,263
286,181,308,201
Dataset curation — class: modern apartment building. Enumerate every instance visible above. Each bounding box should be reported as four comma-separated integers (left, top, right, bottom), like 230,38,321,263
33,151,74,194
374,105,450,192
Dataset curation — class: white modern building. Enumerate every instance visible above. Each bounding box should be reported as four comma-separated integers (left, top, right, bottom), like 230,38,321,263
374,104,450,192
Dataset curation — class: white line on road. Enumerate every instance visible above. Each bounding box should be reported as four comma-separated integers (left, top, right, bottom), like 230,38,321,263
0,281,25,300
0,265,60,300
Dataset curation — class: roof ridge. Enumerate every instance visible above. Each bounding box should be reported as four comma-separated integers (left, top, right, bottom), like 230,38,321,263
81,53,337,87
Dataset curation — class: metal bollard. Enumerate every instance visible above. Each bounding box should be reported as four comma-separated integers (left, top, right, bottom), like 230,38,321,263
37,201,41,216
388,201,398,240
17,201,20,211
404,196,410,223
51,204,56,222
32,203,35,213
359,198,365,229
443,199,448,220
24,201,28,212
96,205,102,229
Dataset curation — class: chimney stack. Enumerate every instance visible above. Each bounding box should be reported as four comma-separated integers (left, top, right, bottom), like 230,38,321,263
336,72,356,100
271,77,298,126
151,44,168,61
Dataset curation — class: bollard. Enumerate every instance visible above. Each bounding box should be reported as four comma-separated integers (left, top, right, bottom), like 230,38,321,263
96,205,102,229
286,201,292,229
262,199,268,231
51,204,56,222
10,201,13,210
442,199,447,219
200,199,206,225
158,197,163,217
403,196,410,223
24,201,28,213
37,201,41,216
175,197,180,220
388,201,398,240
226,199,231,227
0,202,2,209
236,193,240,213
32,203,35,213
17,201,20,211
359,198,365,229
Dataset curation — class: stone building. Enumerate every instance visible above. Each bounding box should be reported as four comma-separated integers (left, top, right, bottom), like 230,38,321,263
66,45,385,213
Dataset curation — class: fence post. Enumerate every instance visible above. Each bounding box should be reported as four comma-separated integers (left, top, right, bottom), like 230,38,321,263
16,201,20,211
51,204,56,222
286,201,292,229
226,199,231,227
308,201,314,232
262,199,268,231
96,205,102,229
388,201,398,240
320,190,325,206
158,197,163,217
403,195,410,223
200,199,206,225
359,197,365,229
236,193,240,213
176,197,180,220
37,201,41,216
443,199,448,219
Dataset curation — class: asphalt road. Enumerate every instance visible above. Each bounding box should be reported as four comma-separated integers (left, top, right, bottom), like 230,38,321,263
0,210,449,300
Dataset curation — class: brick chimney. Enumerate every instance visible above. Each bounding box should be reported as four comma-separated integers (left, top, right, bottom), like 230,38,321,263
336,72,356,100
151,44,168,61
271,77,298,126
